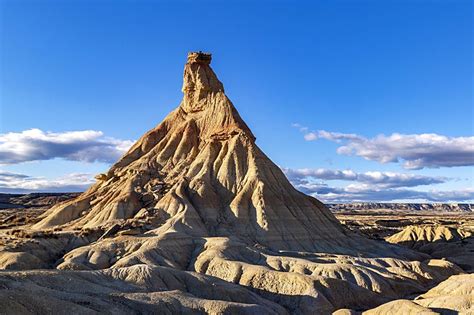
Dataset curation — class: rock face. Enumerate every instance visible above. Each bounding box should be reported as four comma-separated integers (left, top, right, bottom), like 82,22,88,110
32,52,376,255
415,273,474,313
0,53,464,314
387,224,474,272
362,300,438,315
386,225,471,244
362,274,474,314
0,265,286,314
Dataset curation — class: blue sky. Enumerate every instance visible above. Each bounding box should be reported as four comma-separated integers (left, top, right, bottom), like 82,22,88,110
0,0,472,202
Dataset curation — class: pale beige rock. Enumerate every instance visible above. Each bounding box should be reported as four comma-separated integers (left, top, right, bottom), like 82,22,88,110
386,225,470,244
0,52,466,314
32,55,424,258
332,309,359,315
0,264,286,314
415,274,474,313
0,251,46,270
363,300,438,315
387,224,474,272
363,274,474,315
31,53,366,256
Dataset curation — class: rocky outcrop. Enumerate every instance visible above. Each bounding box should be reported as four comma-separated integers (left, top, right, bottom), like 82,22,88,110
0,265,287,314
32,52,395,257
415,273,474,312
360,274,474,314
0,53,464,314
386,225,471,244
387,224,474,272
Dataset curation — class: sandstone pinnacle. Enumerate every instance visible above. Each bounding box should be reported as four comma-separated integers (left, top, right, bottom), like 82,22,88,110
9,53,461,314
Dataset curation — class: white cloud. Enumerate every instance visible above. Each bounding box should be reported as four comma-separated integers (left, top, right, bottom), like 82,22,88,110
282,167,447,188
282,166,472,202
293,126,474,169
0,129,134,165
0,170,95,193
303,132,318,141
291,181,474,203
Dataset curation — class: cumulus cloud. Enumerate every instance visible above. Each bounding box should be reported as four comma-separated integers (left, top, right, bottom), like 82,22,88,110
282,166,472,202
293,125,474,169
0,171,30,181
0,129,134,165
0,170,95,193
282,168,447,188
291,181,474,203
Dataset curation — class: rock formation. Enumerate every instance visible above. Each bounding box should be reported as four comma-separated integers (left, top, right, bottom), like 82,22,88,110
387,224,474,272
361,274,474,314
0,52,465,314
31,52,398,256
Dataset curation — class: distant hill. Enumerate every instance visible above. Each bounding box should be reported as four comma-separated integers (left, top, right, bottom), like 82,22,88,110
0,193,80,210
328,202,473,212
1,192,472,213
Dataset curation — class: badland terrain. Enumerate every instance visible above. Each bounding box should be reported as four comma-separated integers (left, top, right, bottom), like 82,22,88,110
0,53,472,315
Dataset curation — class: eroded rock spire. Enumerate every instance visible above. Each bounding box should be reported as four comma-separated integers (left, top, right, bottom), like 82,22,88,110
4,52,461,314
32,52,403,257
181,52,224,113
